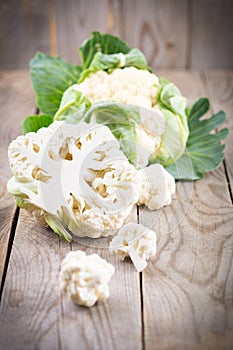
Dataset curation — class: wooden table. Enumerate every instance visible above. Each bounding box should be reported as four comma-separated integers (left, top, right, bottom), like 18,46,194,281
0,70,232,350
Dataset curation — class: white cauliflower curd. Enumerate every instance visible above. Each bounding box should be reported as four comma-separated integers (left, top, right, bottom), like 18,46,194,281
74,67,159,108
109,223,157,272
59,250,114,307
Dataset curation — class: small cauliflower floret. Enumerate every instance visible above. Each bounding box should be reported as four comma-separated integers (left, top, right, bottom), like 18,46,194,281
137,164,176,210
109,223,156,272
59,250,114,307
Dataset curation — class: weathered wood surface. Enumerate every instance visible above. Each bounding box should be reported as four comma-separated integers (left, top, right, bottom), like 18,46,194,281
140,70,233,349
205,71,233,196
54,0,109,64
191,0,233,70
0,69,141,350
0,71,35,289
112,0,189,70
0,70,232,350
0,0,51,68
0,0,233,70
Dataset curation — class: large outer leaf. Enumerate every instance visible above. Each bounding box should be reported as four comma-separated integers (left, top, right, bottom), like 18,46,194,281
54,86,91,121
166,98,229,180
30,52,82,116
79,31,131,69
21,115,53,134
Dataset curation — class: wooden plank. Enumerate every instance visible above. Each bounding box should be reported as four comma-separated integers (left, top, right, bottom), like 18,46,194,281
0,0,51,69
112,0,188,70
205,71,233,197
191,0,233,70
59,208,141,350
54,0,109,64
0,71,35,287
140,71,233,349
0,212,61,349
0,174,141,347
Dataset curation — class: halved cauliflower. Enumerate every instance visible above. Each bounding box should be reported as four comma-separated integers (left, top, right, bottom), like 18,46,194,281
7,121,175,240
8,121,139,239
59,250,114,307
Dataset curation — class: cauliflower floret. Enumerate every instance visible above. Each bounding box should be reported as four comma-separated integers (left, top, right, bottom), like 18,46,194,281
109,223,156,272
137,164,176,210
7,121,140,238
59,250,114,307
92,160,140,204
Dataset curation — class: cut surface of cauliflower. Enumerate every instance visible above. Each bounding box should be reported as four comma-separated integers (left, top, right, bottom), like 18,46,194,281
7,121,140,238
137,164,176,210
109,223,157,272
59,250,114,307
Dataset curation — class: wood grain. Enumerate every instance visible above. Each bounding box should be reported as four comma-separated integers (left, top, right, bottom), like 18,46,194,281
112,0,188,70
0,70,232,350
58,207,142,350
0,0,233,70
54,0,109,63
204,71,233,198
0,71,35,287
0,192,141,347
0,0,51,69
0,212,61,349
191,0,233,70
140,71,233,349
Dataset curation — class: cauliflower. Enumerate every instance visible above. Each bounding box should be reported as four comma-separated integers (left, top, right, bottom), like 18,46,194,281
137,164,176,210
7,121,140,239
109,223,157,272
59,250,114,307
73,67,166,167
8,120,176,240
54,65,189,168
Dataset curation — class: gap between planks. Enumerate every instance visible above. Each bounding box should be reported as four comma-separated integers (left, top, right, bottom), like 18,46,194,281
137,205,145,350
0,104,39,303
0,207,20,303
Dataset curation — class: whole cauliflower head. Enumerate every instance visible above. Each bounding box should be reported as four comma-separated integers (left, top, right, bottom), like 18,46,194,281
59,250,114,307
73,67,166,167
109,223,157,272
7,121,140,239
